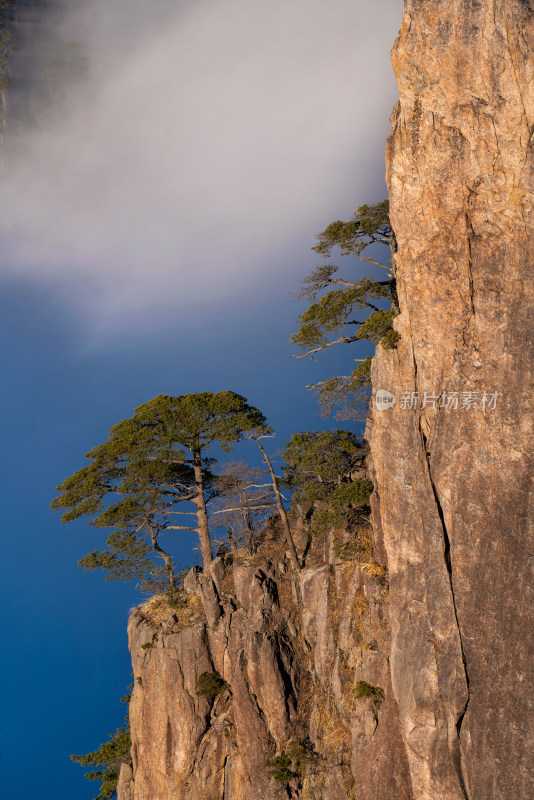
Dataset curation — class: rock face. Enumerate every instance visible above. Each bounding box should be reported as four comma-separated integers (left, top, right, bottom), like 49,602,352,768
367,2,534,799
119,530,413,800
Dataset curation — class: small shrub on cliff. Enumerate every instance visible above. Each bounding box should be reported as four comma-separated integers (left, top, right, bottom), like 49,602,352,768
195,671,229,697
265,752,297,783
286,737,316,765
354,680,384,705
334,535,370,562
265,739,316,784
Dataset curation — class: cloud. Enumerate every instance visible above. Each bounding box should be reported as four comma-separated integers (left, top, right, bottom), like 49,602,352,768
0,0,402,331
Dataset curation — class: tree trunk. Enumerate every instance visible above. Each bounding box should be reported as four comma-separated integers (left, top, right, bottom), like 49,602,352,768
227,525,238,553
192,447,213,570
252,438,301,574
150,527,177,596
241,492,256,553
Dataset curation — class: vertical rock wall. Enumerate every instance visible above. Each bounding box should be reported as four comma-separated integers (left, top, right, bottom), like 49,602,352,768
368,2,534,799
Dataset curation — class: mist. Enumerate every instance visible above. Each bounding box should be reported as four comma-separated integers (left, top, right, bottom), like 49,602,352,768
1,0,402,332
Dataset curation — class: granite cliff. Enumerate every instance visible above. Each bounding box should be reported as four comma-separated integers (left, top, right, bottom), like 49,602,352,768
118,2,534,798
120,523,412,800
368,1,534,798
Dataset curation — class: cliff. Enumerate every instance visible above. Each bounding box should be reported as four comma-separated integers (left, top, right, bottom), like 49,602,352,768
121,525,412,800
368,2,534,798
119,2,534,799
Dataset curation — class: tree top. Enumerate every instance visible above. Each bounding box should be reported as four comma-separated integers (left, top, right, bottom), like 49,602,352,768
129,391,271,452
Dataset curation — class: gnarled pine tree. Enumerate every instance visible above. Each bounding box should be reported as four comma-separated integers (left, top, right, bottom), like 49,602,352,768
291,200,399,418
52,391,269,591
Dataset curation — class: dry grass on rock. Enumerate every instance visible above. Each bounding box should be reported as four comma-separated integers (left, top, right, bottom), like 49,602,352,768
139,593,205,632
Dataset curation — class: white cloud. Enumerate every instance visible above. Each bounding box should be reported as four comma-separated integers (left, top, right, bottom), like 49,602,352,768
0,0,402,330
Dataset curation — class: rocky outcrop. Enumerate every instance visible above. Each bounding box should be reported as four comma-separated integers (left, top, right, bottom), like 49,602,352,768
368,2,534,799
119,527,413,800
117,763,134,800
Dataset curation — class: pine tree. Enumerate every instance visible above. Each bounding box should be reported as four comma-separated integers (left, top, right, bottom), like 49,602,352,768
282,430,373,535
291,200,399,418
52,392,270,588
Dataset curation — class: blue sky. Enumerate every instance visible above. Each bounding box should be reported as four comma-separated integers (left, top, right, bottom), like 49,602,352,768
0,1,402,796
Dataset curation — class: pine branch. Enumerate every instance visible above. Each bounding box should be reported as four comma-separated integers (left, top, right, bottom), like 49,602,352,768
166,525,198,532
293,335,360,359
